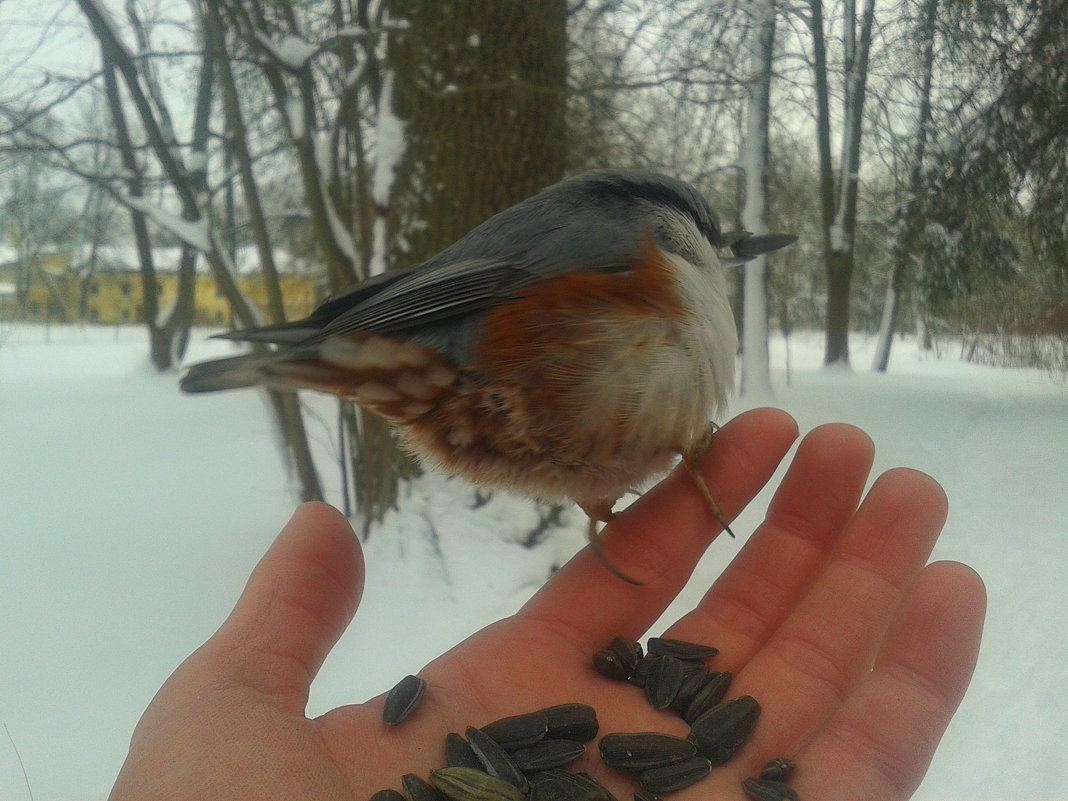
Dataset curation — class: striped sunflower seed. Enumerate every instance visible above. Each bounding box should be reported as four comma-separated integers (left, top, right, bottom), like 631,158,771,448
444,732,483,770
465,726,529,792
644,655,685,709
629,653,657,688
599,732,696,771
402,773,447,801
430,767,527,801
510,738,585,772
671,663,710,712
542,703,599,742
638,756,712,793
608,636,642,675
646,638,719,661
742,777,801,801
759,757,797,782
528,769,614,801
688,695,761,765
682,671,733,724
481,711,548,751
383,674,427,726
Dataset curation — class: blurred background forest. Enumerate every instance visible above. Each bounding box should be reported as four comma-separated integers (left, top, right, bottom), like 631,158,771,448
2,0,1066,528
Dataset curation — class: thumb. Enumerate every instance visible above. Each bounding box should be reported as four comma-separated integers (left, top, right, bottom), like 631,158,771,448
206,502,365,711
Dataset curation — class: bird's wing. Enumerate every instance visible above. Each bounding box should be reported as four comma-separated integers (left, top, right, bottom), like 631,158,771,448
214,268,411,345
225,214,645,345
313,255,621,340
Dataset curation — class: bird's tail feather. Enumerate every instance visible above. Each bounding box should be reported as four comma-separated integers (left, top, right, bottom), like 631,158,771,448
179,353,280,393
180,348,359,396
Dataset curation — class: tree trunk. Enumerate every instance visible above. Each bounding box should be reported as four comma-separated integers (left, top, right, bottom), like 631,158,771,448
344,0,568,529
388,0,568,259
873,0,938,372
808,0,876,367
740,0,776,399
82,0,322,502
824,249,854,365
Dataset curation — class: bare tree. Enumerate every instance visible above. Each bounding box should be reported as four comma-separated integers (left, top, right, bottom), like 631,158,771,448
739,0,777,397
807,0,876,367
872,0,938,371
74,0,323,503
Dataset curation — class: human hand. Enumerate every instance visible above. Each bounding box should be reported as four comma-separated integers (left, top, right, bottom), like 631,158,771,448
108,408,985,801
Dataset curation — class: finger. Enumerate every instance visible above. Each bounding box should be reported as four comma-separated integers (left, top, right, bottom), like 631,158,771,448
794,561,986,800
731,469,950,764
664,423,875,665
206,502,364,712
518,407,798,647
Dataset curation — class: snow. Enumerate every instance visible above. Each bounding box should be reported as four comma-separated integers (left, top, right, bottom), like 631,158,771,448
309,134,359,268
120,197,211,253
255,33,317,71
186,149,207,174
829,220,849,253
367,66,403,279
1,324,1066,800
285,96,305,140
372,71,406,207
369,68,405,276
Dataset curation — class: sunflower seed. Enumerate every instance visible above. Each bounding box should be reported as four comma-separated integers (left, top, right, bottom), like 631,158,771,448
742,777,800,801
466,726,529,792
633,792,663,801
383,675,427,725
402,773,448,801
671,663,709,712
638,756,712,793
510,739,586,772
683,671,733,724
445,732,483,770
574,772,618,800
759,757,797,782
646,638,719,661
598,732,697,771
542,703,599,742
688,695,761,765
608,637,641,675
644,655,685,709
629,654,657,688
529,769,613,801
482,712,548,750
370,790,406,801
593,649,631,681
430,767,527,801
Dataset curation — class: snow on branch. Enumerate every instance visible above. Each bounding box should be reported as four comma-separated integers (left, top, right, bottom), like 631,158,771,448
255,32,318,71
369,69,406,277
123,195,211,252
311,134,359,266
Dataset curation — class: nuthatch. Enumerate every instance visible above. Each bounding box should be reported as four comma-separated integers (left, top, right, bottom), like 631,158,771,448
181,170,796,582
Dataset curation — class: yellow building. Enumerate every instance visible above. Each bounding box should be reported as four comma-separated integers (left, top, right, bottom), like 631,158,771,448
0,248,79,322
0,245,322,327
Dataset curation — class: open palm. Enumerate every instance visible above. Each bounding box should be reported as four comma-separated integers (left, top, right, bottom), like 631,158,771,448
109,408,985,801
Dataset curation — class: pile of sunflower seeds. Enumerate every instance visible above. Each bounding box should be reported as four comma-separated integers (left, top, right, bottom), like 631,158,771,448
371,636,802,801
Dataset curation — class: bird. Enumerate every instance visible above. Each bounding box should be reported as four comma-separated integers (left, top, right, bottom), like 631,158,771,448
180,169,796,582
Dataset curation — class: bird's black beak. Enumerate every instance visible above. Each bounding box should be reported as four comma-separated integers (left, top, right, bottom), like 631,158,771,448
720,232,798,266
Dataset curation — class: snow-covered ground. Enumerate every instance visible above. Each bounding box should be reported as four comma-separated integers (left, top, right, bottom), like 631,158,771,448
1,321,1065,800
